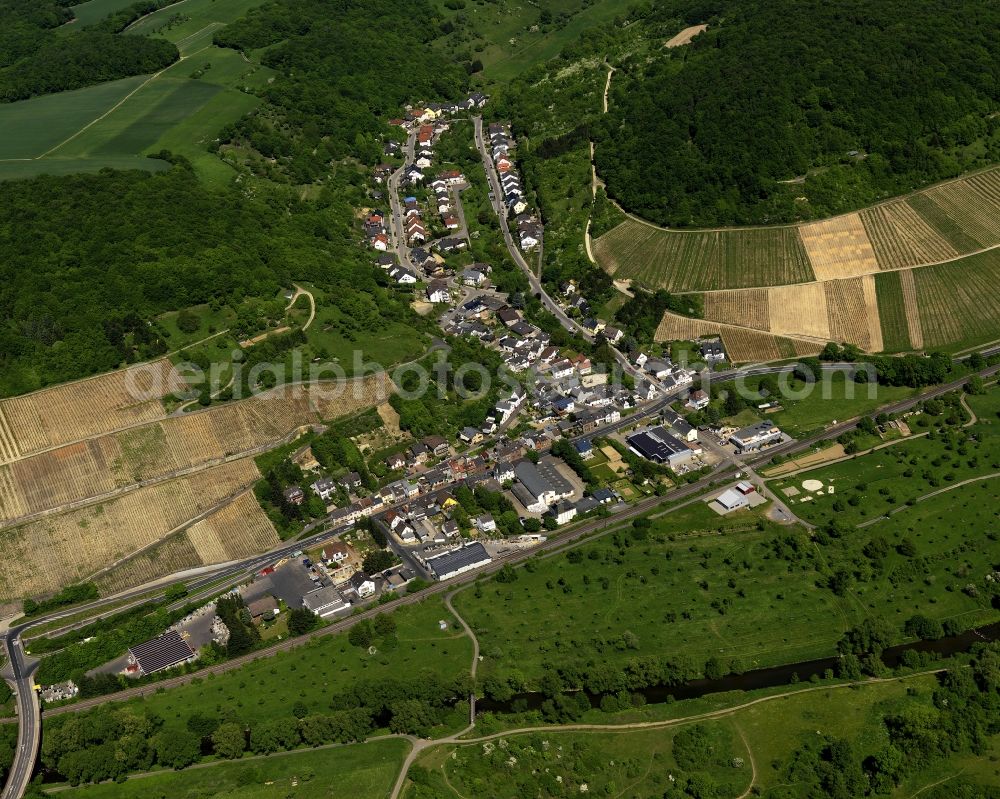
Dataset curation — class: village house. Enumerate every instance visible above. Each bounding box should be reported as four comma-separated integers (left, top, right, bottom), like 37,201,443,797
426,280,450,304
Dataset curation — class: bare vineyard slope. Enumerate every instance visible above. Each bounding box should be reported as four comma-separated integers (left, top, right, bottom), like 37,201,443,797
0,459,262,601
0,377,388,526
0,359,178,466
0,376,388,600
654,312,822,363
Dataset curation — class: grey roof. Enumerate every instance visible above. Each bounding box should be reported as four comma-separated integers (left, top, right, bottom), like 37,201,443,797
129,630,194,674
514,458,574,500
732,421,780,441
426,542,492,579
302,585,348,613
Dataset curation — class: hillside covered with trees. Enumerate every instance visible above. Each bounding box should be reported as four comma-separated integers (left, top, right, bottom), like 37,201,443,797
213,0,468,182
0,163,417,396
0,0,177,102
596,0,1000,226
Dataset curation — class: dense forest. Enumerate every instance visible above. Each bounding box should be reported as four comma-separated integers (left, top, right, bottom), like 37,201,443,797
213,0,468,181
0,163,416,396
0,0,177,101
597,0,1000,226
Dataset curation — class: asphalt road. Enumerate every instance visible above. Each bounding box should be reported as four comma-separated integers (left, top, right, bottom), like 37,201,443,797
0,638,38,799
472,116,593,343
1,354,997,795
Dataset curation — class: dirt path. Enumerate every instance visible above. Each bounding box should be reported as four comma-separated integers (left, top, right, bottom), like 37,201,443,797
39,45,213,159
857,470,1000,529
288,284,317,330
733,724,758,799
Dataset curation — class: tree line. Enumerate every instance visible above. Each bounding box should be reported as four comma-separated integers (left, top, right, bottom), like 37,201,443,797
0,0,177,102
596,0,1000,226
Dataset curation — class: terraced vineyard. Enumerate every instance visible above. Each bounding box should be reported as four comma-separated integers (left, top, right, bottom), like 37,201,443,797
620,166,1000,359
0,459,262,601
0,378,386,525
594,220,815,291
912,248,1000,351
0,359,177,466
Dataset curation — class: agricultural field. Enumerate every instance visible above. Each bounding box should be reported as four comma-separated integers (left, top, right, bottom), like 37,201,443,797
0,377,386,526
453,503,853,687
94,532,203,597
54,738,408,799
872,271,913,352
184,490,280,564
594,220,816,291
67,0,142,27
654,312,822,363
860,198,959,270
0,0,273,185
797,213,880,281
0,359,177,466
110,597,472,734
0,458,262,601
912,247,1000,351
595,168,1000,347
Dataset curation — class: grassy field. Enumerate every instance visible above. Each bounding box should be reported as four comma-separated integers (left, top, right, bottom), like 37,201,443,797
0,0,271,185
430,0,634,84
54,738,408,799
413,674,944,798
453,502,854,687
724,372,919,437
109,598,471,735
768,389,1000,528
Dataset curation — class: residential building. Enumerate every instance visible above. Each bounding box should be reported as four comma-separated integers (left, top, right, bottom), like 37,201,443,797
302,585,350,618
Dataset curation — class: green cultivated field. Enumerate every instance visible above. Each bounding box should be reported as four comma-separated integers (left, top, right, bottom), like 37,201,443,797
0,0,271,184
593,219,816,291
454,503,854,686
55,738,407,799
0,76,149,160
914,248,1000,351
125,0,268,52
906,193,985,252
873,271,912,352
108,599,471,735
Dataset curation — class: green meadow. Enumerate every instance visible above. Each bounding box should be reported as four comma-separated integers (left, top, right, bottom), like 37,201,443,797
0,0,271,184
108,598,472,735
54,738,408,799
